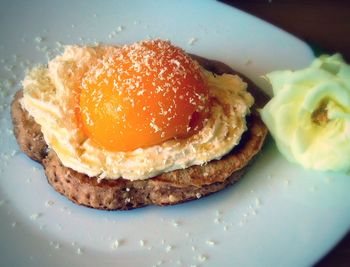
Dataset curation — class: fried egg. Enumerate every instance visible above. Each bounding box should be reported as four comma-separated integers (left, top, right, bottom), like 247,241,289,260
21,40,253,180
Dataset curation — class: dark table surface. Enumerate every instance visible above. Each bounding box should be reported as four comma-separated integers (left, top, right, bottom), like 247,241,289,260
221,1,350,267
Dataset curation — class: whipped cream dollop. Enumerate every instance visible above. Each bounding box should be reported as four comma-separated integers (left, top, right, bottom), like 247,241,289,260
260,54,350,172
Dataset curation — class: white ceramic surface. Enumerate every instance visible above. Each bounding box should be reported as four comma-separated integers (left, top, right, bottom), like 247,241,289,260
1,1,348,267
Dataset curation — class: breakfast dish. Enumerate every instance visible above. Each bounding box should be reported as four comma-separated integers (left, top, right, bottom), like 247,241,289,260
3,1,350,267
11,40,268,210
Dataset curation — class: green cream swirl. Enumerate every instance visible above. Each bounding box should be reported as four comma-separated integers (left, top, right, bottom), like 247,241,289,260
260,54,350,172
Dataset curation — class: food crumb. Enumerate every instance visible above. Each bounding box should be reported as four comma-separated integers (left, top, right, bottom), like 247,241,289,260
45,200,55,207
166,245,173,252
255,197,261,206
49,241,61,249
214,218,221,224
198,254,208,262
206,240,216,246
139,239,146,247
30,213,42,220
172,220,180,227
76,247,83,255
11,221,17,227
116,25,124,32
188,37,197,46
112,239,120,249
34,36,43,43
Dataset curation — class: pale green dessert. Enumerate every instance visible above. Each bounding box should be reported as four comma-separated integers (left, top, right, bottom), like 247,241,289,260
260,54,350,172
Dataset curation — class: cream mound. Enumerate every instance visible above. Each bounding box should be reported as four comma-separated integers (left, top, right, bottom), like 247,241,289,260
261,54,350,172
21,45,253,181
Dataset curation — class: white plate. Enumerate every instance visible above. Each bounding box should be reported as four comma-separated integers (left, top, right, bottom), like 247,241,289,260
1,1,349,267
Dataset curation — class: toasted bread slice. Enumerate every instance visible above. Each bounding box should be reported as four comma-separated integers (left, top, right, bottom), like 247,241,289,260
11,55,268,210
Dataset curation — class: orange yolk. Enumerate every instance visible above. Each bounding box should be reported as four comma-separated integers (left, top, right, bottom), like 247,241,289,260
79,40,209,152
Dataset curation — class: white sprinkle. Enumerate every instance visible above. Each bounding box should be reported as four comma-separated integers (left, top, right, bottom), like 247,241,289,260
188,37,197,45
116,25,124,32
76,248,83,255
112,239,120,249
34,36,43,43
45,200,54,207
214,218,221,224
206,240,216,246
125,198,131,203
166,245,173,252
53,242,61,249
195,193,201,199
32,166,39,172
126,187,130,192
216,210,223,216
139,239,145,247
60,206,68,212
172,220,180,227
30,213,42,220
255,198,261,206
49,241,61,249
198,254,208,262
